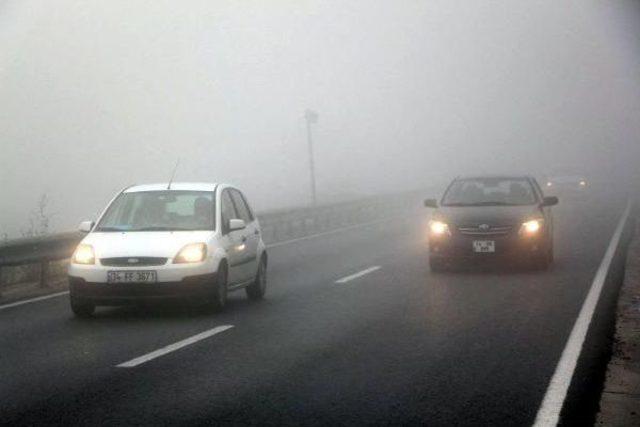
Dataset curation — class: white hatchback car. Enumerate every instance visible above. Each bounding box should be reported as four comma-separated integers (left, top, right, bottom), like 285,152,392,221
68,183,267,317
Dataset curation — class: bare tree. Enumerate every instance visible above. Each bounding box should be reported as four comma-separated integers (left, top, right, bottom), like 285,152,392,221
21,193,54,237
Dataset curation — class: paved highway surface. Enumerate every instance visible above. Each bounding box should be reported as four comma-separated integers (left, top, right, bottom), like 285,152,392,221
0,193,627,426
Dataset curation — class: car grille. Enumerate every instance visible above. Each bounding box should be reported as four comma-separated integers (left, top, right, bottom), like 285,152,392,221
457,225,513,236
100,257,168,267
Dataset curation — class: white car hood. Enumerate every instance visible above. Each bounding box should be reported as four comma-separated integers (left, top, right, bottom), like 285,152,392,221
81,231,214,259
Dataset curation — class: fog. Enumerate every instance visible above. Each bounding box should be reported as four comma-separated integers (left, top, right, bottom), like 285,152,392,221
1,0,639,238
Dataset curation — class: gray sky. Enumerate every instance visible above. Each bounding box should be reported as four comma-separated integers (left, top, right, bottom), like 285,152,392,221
1,0,640,237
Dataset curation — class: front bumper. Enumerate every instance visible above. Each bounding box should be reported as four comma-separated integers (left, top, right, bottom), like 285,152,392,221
68,273,216,305
429,232,547,262
68,257,216,283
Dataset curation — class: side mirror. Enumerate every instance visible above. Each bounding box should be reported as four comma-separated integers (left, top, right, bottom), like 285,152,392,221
424,199,438,208
542,196,559,207
228,218,246,231
78,220,94,233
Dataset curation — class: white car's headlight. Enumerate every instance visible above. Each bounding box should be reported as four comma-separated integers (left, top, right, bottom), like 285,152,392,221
72,244,95,265
174,243,207,263
429,220,451,236
520,219,543,235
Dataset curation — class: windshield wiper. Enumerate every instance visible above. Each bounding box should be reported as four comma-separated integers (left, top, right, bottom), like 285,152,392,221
95,226,128,232
443,201,521,207
129,226,198,231
469,201,515,206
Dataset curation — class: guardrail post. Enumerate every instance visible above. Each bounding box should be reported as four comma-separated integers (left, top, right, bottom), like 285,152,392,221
39,260,49,288
0,266,3,298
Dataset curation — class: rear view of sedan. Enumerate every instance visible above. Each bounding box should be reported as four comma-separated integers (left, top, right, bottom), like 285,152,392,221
424,175,558,272
545,175,589,201
68,183,267,317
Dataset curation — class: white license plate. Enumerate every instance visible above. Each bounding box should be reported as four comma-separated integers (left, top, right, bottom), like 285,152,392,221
472,240,495,253
107,271,157,283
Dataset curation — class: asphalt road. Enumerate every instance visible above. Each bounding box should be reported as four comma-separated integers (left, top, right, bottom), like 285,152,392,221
0,193,627,426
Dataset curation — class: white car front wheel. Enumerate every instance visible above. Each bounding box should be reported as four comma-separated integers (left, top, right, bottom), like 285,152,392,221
246,257,267,300
210,263,228,311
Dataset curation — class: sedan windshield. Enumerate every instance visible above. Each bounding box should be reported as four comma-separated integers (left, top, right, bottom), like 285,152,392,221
95,190,215,232
441,178,537,206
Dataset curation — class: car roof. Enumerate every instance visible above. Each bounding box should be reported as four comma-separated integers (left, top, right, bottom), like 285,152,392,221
548,175,585,181
124,182,219,193
455,175,534,181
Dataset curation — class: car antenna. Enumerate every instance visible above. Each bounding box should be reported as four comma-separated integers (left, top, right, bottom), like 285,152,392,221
167,158,180,190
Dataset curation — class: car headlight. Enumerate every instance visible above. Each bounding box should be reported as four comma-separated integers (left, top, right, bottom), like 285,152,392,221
429,220,451,236
72,244,95,265
579,180,586,187
546,182,553,187
520,219,542,235
174,243,207,263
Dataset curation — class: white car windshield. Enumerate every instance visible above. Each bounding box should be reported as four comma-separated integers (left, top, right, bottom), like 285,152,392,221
95,190,216,232
442,178,537,206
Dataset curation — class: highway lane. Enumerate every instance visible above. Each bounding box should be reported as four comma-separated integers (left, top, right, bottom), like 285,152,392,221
0,193,627,426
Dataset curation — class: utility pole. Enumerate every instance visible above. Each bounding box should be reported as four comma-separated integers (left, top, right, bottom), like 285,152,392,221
305,109,319,205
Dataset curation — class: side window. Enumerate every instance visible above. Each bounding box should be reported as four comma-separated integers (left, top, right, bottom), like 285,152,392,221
239,192,255,221
230,189,253,223
220,190,238,234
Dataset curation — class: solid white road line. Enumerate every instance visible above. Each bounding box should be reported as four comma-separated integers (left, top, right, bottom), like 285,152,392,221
116,325,234,368
532,201,631,427
335,266,381,284
266,217,395,249
0,291,69,311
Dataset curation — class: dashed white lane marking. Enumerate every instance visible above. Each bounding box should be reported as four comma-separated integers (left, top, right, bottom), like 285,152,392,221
0,291,69,311
116,325,234,368
335,266,381,284
532,201,631,427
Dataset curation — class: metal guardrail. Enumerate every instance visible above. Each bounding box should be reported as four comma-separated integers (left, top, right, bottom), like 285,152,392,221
257,192,420,243
0,191,425,295
0,232,85,289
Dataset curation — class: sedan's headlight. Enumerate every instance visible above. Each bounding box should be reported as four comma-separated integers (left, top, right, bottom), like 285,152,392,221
429,220,451,236
72,244,95,265
520,219,543,235
174,243,207,263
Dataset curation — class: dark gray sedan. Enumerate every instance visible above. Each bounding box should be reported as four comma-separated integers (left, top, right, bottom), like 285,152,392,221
424,175,558,271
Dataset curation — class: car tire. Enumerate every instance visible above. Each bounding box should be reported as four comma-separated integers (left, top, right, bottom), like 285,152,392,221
246,257,267,300
429,257,446,273
532,247,552,271
70,297,95,318
210,263,228,311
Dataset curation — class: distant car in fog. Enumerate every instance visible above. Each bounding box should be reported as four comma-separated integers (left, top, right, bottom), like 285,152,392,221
424,175,558,272
67,183,267,317
544,175,588,193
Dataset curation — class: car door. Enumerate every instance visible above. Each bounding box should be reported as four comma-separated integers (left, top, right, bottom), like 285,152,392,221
229,189,259,280
219,189,247,285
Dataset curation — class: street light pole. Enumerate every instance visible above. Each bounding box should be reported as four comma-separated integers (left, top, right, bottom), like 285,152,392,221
304,109,319,205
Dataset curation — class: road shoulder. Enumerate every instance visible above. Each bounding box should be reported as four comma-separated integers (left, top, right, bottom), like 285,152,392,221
596,220,640,426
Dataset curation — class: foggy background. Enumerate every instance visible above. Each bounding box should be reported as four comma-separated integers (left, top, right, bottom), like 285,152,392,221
1,0,639,238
